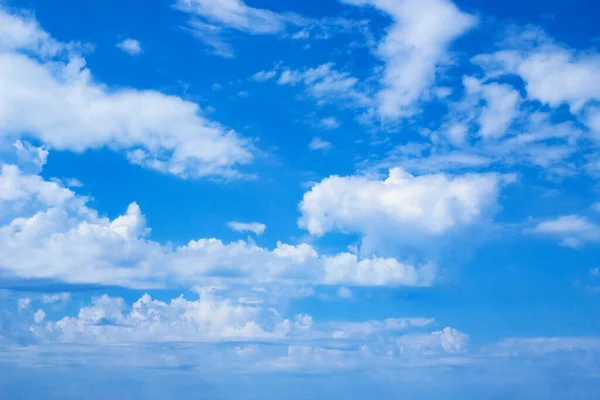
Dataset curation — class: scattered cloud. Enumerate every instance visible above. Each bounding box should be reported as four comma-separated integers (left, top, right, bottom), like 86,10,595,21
320,117,340,130
277,63,371,107
530,215,600,248
341,0,477,119
336,286,352,298
251,69,277,81
473,29,600,114
116,38,142,55
308,137,332,151
228,221,267,235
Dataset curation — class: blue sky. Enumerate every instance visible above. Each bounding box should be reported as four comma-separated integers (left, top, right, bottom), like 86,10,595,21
0,0,600,398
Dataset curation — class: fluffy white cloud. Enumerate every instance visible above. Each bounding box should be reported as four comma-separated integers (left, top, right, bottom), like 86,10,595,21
0,7,66,56
26,289,442,348
473,29,600,114
116,38,142,55
17,298,31,311
0,164,433,288
322,253,434,286
468,79,522,139
0,7,254,180
530,215,600,248
33,309,46,324
342,0,477,119
36,292,297,343
396,327,469,355
300,168,507,242
41,293,71,305
228,221,267,235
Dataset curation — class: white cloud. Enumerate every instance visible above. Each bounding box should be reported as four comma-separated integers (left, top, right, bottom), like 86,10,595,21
590,268,600,277
342,0,477,119
0,7,66,56
35,292,292,343
13,140,48,171
0,7,254,180
0,164,433,288
27,290,441,348
331,317,434,339
228,221,266,235
64,178,84,188
174,0,291,57
175,0,285,35
530,215,600,248
322,253,434,286
477,82,521,139
320,117,340,129
336,286,352,299
17,298,31,311
116,38,142,55
291,30,310,40
396,327,469,355
278,63,371,107
309,137,332,151
33,309,46,324
41,293,71,305
490,337,600,356
251,69,277,81
473,29,600,114
299,168,507,242
594,203,600,213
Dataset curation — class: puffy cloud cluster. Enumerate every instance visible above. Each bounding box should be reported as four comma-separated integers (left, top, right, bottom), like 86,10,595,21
0,7,254,180
0,163,434,288
300,168,506,241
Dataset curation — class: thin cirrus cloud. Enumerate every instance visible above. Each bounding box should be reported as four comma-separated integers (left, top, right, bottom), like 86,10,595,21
0,7,254,180
174,0,296,57
529,215,600,248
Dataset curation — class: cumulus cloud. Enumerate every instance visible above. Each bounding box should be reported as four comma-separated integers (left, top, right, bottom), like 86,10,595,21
299,168,508,249
0,6,254,180
33,309,46,324
342,0,477,119
530,215,600,248
0,164,433,288
116,38,142,55
396,327,469,355
228,221,267,235
473,29,600,114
